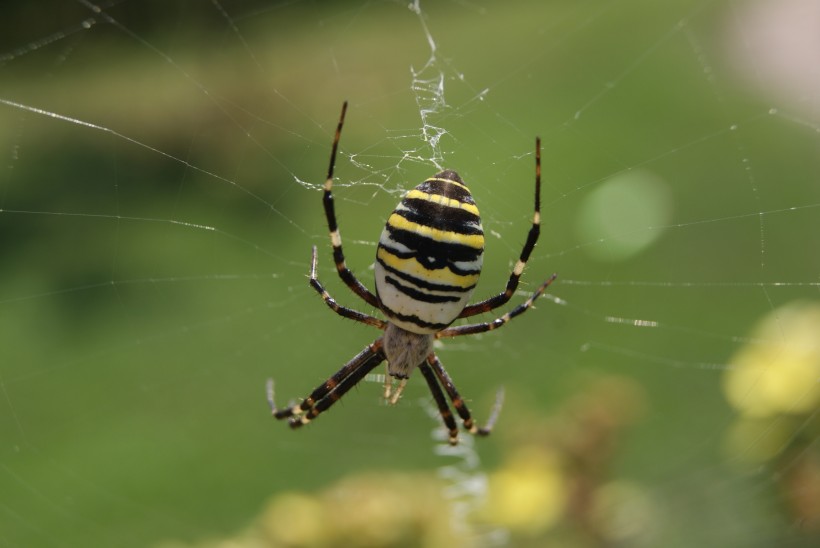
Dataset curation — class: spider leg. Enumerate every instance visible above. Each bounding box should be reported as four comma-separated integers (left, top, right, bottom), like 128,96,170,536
427,353,504,437
418,360,460,445
322,101,381,309
268,339,385,427
459,137,544,318
309,245,386,329
436,274,556,338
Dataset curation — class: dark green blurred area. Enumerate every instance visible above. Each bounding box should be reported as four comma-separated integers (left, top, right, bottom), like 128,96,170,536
2,0,820,546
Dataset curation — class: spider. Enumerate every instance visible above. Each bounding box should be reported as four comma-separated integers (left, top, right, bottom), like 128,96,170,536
267,102,556,445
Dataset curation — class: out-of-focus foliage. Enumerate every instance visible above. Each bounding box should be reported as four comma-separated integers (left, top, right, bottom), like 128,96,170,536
723,301,820,531
160,375,648,547
3,0,820,546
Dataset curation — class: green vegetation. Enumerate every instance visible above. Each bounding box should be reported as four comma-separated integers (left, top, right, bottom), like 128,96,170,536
2,1,819,546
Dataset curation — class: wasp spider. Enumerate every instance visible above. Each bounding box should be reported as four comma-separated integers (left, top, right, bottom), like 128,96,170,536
268,102,556,445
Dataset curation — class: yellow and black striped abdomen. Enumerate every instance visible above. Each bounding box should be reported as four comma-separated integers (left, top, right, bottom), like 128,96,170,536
375,170,484,334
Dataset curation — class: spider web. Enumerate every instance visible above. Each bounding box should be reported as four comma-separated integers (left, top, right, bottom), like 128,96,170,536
1,0,820,546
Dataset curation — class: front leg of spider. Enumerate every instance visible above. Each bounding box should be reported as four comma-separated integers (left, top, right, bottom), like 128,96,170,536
267,102,556,444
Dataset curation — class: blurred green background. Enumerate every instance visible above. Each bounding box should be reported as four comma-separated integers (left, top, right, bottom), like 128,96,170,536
2,0,820,546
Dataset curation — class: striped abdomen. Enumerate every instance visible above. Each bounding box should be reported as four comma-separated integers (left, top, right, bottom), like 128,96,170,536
375,170,484,334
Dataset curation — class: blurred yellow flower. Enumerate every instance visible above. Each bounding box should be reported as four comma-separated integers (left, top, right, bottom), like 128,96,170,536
482,447,566,535
259,492,328,546
257,473,461,548
723,416,793,463
723,301,820,466
723,301,820,418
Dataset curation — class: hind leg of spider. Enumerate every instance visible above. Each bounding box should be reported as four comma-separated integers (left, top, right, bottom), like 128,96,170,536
268,340,384,426
427,354,505,437
289,349,384,428
418,361,460,445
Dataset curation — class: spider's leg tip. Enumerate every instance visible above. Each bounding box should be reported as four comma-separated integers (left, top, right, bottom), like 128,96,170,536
266,378,277,408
